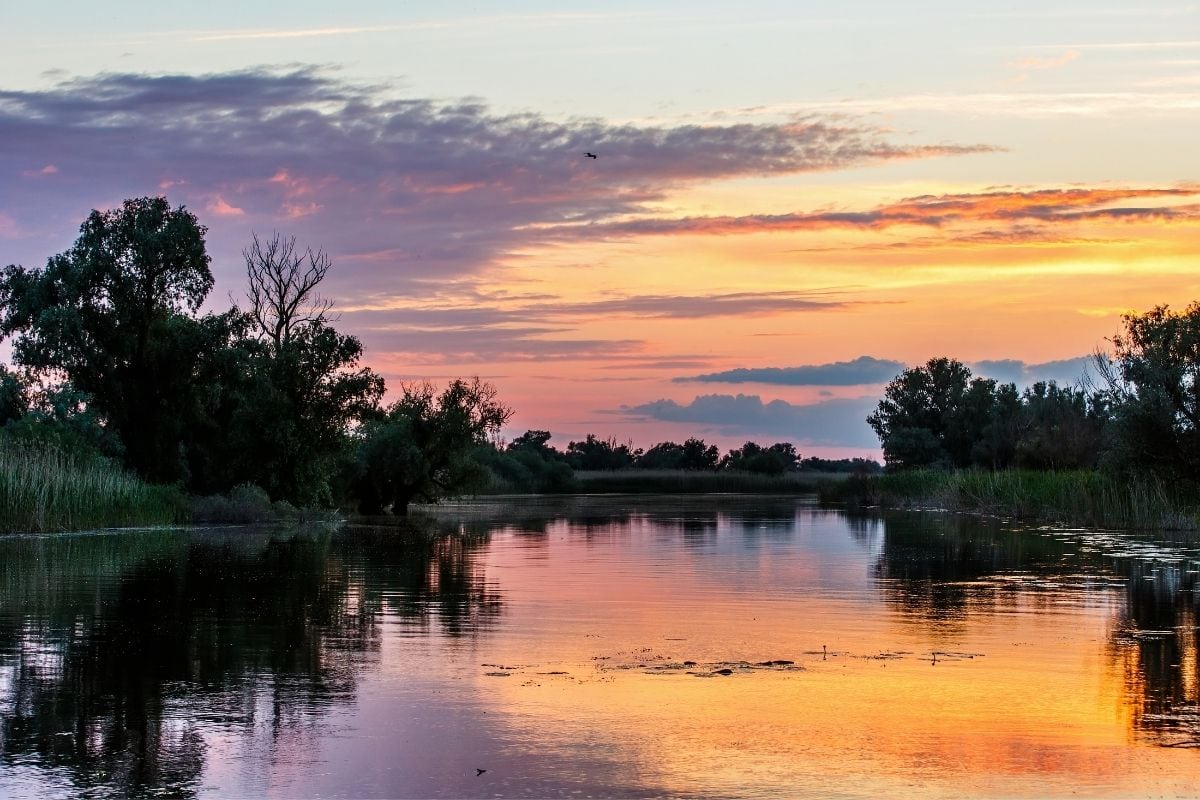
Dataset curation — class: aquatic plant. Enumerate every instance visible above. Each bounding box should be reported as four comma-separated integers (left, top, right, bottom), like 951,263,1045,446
0,441,183,532
823,468,1200,530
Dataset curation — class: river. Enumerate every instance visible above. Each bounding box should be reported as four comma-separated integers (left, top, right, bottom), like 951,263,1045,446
0,496,1197,798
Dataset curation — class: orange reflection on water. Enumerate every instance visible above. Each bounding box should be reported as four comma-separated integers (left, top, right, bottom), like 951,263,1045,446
458,509,1199,798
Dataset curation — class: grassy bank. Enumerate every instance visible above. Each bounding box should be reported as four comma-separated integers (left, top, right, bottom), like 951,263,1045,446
821,468,1200,530
570,469,846,494
0,442,185,532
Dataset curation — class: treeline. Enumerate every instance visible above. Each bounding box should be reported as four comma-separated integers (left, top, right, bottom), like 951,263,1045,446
866,301,1200,487
0,197,510,519
477,431,880,494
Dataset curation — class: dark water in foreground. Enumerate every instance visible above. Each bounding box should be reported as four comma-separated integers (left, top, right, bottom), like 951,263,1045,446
0,496,1198,798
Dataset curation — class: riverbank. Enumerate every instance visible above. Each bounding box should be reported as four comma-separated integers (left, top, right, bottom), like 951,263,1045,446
821,468,1200,530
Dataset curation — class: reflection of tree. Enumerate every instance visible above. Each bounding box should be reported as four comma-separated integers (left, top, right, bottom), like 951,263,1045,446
0,519,500,798
869,510,1200,744
1111,560,1200,747
870,512,1072,625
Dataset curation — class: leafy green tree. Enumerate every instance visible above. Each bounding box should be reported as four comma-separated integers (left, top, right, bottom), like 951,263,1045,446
0,197,220,481
353,379,511,514
1099,303,1200,480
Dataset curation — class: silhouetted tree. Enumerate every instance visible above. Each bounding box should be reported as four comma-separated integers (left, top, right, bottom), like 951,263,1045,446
0,197,230,481
1013,381,1106,469
719,441,799,475
353,379,512,514
637,438,720,470
564,434,637,470
867,358,1006,469
1098,303,1200,481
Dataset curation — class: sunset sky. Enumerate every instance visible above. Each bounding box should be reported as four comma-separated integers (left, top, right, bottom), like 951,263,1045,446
2,1,1198,457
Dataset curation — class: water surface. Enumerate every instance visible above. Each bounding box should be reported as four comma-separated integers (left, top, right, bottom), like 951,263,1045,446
1,496,1197,798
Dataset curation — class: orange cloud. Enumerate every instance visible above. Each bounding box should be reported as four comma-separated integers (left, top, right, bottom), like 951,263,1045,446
540,186,1200,239
206,196,245,217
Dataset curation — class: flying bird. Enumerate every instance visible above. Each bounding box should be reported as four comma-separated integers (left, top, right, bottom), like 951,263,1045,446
476,769,487,776
585,152,597,159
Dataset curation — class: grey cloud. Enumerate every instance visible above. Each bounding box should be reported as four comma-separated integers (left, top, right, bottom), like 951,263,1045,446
341,288,864,331
361,325,644,363
676,355,905,386
971,356,1095,387
622,393,880,448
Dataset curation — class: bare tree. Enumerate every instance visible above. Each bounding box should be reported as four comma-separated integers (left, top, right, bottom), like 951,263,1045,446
244,232,336,350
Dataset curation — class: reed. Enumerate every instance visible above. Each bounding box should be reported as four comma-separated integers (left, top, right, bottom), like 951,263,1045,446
0,441,184,532
822,468,1200,530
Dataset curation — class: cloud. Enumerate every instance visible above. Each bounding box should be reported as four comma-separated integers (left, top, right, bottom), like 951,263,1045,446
364,325,646,364
0,68,988,298
622,393,880,448
537,187,1200,240
970,356,1096,387
676,356,905,386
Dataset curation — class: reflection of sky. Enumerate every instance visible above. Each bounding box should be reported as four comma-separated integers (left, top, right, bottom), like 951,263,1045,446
2,504,1198,798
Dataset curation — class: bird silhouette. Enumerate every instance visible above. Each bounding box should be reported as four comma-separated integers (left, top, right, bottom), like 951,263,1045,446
585,152,597,159
476,769,487,776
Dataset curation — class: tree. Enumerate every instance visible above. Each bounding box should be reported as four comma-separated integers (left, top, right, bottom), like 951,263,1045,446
353,379,512,514
1013,382,1106,470
0,365,28,428
1098,303,1200,480
219,233,384,505
0,197,217,481
719,441,799,475
867,358,1003,469
243,232,335,352
638,438,720,470
564,434,636,471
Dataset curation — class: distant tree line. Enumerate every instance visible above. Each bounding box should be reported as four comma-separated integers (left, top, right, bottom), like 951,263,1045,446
867,302,1200,485
476,430,881,493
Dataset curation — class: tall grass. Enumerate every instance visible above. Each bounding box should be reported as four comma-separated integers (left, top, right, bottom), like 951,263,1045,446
823,468,1200,530
0,442,184,532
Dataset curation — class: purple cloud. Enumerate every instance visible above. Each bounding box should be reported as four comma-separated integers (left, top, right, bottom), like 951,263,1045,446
1,68,992,305
622,393,880,447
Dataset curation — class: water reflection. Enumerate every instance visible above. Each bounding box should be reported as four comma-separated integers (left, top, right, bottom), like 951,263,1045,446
0,498,1197,798
0,518,500,798
865,510,1200,746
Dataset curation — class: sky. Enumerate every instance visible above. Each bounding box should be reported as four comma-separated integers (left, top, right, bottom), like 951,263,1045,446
1,1,1198,458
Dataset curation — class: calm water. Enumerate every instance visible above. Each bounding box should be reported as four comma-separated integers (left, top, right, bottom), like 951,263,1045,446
1,496,1198,798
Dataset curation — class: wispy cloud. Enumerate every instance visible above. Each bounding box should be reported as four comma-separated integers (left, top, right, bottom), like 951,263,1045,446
537,187,1200,240
732,91,1200,117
